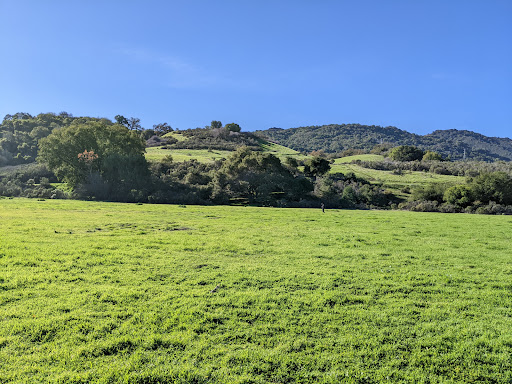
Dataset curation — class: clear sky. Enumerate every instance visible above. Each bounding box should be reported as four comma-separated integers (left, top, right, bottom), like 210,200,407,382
1,0,511,138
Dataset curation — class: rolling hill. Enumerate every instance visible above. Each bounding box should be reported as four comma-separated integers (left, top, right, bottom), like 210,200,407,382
257,124,512,161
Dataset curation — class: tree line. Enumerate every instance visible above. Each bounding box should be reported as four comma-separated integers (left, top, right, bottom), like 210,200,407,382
1,113,512,214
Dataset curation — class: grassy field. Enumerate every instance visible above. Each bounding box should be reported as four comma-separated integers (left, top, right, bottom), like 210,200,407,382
257,141,307,161
145,147,233,163
1,198,511,383
333,154,385,164
330,162,464,198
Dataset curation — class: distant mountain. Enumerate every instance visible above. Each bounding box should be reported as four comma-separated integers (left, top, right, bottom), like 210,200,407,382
256,124,512,161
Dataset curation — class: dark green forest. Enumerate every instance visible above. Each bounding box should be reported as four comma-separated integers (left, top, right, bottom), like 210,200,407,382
257,124,512,161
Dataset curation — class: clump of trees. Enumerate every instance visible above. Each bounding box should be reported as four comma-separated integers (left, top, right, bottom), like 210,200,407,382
0,163,64,199
388,145,444,162
315,172,396,208
403,171,512,214
38,121,151,202
0,112,77,166
352,157,512,177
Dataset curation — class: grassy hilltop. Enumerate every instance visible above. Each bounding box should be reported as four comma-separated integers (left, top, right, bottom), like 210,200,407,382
1,198,511,383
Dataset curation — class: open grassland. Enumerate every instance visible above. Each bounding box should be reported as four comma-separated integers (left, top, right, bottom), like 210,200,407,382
145,147,233,163
330,162,464,198
256,141,307,161
1,198,511,383
334,155,385,164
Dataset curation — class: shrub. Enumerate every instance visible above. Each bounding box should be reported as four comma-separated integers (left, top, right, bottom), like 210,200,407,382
388,145,424,161
443,185,474,207
399,200,439,212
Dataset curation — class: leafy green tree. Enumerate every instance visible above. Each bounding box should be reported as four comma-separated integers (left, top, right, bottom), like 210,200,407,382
38,122,148,193
443,185,474,207
469,172,512,205
211,120,222,129
29,126,51,141
153,122,173,136
388,145,424,161
284,157,299,169
422,151,444,161
225,123,241,132
211,146,312,204
303,157,331,177
114,115,129,127
127,117,142,131
411,183,447,203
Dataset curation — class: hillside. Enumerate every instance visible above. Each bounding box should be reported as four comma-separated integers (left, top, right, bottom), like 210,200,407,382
147,133,306,163
257,124,512,161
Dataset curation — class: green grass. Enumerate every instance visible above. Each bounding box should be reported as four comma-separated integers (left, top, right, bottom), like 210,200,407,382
162,132,188,141
144,142,464,199
1,198,511,383
145,140,307,164
330,162,464,198
257,141,307,161
334,154,385,163
145,147,233,163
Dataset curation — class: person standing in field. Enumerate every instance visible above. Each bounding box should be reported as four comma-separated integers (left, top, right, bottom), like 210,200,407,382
321,203,325,213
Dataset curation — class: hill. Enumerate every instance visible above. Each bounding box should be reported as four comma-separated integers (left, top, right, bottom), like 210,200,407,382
257,124,512,161
147,131,306,163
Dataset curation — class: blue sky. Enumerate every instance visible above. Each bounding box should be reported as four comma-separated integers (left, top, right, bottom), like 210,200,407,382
1,0,511,138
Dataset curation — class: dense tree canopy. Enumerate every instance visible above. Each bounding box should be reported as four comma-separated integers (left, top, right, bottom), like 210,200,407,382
210,120,222,129
258,124,512,161
225,123,241,133
388,145,424,161
38,122,149,200
0,112,79,166
211,147,312,204
303,157,331,177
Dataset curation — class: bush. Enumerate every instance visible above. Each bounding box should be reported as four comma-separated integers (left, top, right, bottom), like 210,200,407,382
388,145,424,161
422,151,444,161
475,202,512,215
443,185,473,207
411,183,447,203
398,200,439,212
469,172,512,205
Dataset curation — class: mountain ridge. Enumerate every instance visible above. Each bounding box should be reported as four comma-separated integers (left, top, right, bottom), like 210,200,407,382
256,124,512,161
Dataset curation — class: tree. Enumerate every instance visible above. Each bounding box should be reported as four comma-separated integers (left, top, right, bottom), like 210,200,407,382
224,123,241,132
211,146,312,204
303,157,331,177
422,151,444,161
153,122,173,136
38,122,149,197
388,145,424,161
469,172,512,205
127,117,142,131
211,120,222,129
443,185,473,207
115,115,129,127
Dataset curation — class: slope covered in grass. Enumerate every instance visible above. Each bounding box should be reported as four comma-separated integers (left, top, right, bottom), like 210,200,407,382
1,198,511,383
330,161,464,198
145,137,306,164
145,147,233,163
